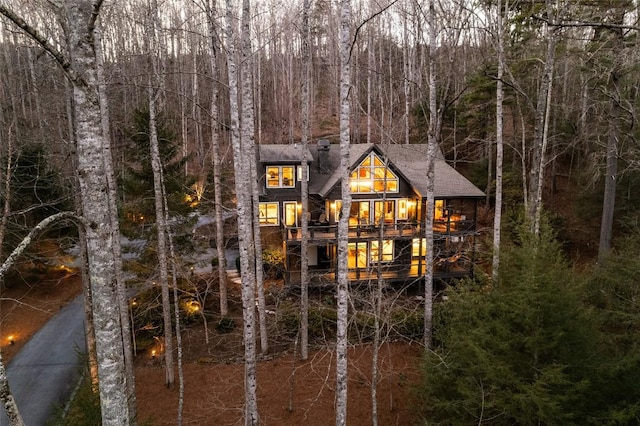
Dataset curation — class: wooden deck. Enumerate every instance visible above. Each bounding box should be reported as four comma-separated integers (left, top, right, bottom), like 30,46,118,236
284,220,476,242
284,258,473,286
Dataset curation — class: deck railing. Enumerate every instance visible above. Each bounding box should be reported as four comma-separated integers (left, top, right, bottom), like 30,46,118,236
283,219,476,241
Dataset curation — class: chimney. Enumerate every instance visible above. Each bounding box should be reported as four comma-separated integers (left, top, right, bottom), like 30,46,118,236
317,139,330,173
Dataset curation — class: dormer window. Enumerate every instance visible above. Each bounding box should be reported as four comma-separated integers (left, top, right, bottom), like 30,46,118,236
349,153,398,193
266,166,295,188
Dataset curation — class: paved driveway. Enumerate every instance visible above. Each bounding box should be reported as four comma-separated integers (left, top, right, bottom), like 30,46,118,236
1,295,86,426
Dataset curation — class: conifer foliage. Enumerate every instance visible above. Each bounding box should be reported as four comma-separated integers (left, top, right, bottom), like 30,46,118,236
416,224,640,425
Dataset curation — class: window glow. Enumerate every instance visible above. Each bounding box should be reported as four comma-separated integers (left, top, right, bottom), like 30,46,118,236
259,202,279,225
349,153,398,193
266,166,295,188
371,240,394,263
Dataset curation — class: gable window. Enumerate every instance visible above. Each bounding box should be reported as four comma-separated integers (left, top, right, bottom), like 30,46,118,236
371,240,394,263
349,153,398,193
259,202,279,225
266,166,295,188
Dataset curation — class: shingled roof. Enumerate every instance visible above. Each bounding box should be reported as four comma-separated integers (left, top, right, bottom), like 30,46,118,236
259,142,484,199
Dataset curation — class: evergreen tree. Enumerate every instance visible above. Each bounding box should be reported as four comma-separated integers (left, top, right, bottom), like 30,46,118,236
416,225,597,425
120,109,195,234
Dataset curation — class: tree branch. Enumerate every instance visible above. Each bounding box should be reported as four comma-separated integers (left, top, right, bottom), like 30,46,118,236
0,3,75,81
349,0,400,62
0,212,81,280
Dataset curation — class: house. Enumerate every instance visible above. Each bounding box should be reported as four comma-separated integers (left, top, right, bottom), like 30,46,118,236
258,140,484,287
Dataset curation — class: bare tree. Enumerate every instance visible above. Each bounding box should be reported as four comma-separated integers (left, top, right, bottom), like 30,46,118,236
336,0,352,424
300,0,311,361
225,0,259,423
492,0,506,280
422,0,437,349
526,0,560,235
147,0,175,388
205,0,229,318
0,2,134,424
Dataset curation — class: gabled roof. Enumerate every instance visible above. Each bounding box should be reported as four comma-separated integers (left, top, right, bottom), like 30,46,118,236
379,144,485,198
259,142,484,199
259,144,314,163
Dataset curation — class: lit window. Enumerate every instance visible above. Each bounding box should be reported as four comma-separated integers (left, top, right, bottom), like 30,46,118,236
412,238,427,257
266,166,295,188
348,242,368,268
435,200,445,220
259,202,279,225
397,199,408,220
283,201,299,226
374,200,395,224
349,153,398,193
297,165,309,181
371,240,393,263
333,200,342,222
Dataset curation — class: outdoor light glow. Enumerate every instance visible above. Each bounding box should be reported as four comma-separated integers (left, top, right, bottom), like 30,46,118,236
8,335,15,345
151,349,157,358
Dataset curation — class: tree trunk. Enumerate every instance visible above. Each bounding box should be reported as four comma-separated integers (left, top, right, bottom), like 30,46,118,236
148,0,174,387
0,353,23,426
206,0,229,318
492,0,505,281
336,1,352,424
225,0,259,423
597,9,625,262
94,19,137,415
423,0,437,349
527,0,558,234
300,0,311,361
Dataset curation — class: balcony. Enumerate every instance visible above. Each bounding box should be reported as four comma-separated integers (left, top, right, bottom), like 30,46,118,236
283,218,476,242
283,256,474,286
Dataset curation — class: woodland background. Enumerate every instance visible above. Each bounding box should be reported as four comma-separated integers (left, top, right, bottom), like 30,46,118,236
1,0,640,425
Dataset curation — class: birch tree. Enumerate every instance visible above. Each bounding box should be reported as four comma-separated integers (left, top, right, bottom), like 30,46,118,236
243,0,269,355
147,0,175,387
422,0,437,348
0,2,134,424
205,0,229,318
225,0,259,422
492,0,505,280
299,0,311,361
94,19,137,413
526,0,560,235
336,0,352,424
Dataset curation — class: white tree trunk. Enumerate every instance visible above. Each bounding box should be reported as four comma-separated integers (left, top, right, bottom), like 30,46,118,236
94,20,137,415
148,0,174,387
527,0,558,234
0,353,23,426
336,0,352,424
492,0,505,281
205,0,229,318
423,0,437,349
226,0,259,423
300,0,311,361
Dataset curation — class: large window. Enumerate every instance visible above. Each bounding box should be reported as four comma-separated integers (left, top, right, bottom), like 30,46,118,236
348,242,368,268
349,153,398,193
259,202,279,225
266,166,295,188
371,240,394,263
283,201,299,226
374,200,395,224
412,238,427,257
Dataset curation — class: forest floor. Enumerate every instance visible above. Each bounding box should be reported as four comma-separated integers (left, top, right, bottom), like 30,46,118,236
0,271,424,425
